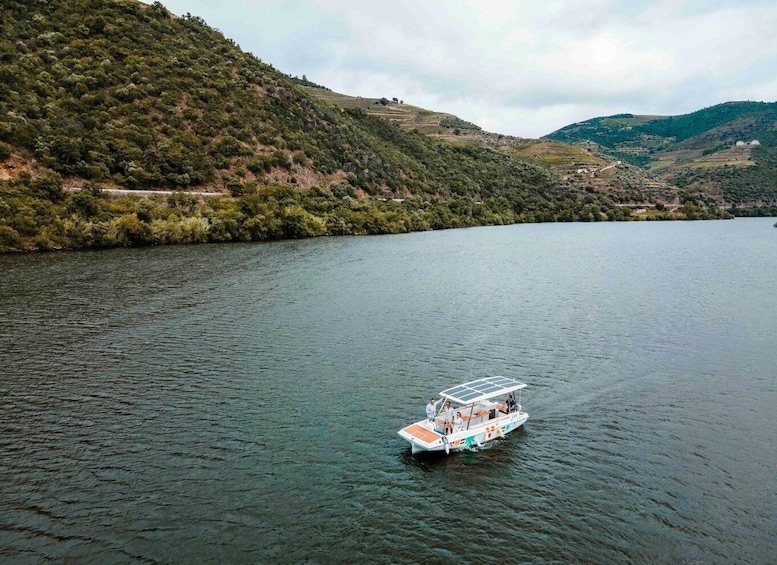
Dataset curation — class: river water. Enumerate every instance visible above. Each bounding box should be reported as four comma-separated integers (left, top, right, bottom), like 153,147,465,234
1,218,776,563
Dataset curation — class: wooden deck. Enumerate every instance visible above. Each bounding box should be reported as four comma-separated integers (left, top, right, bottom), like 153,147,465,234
404,423,442,443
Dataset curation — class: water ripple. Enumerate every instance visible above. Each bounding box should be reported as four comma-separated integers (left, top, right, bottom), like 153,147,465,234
1,220,777,562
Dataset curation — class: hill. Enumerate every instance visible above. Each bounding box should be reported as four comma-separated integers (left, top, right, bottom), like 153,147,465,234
302,90,693,208
298,87,481,137
0,0,730,252
545,102,777,209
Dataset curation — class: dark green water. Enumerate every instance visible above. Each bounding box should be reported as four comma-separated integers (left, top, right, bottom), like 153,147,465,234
1,218,776,563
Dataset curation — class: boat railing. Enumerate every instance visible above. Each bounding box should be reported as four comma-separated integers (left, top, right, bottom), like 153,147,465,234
433,399,523,435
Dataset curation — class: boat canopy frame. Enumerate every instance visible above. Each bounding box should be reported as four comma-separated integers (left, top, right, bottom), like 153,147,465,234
439,376,527,406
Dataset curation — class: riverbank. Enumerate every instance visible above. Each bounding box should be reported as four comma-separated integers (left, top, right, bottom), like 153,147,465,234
1,171,739,253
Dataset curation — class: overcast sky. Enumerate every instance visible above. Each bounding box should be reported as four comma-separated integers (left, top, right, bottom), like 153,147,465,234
159,0,777,138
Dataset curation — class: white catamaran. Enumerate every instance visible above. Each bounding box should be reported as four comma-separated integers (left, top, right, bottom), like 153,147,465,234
398,376,528,454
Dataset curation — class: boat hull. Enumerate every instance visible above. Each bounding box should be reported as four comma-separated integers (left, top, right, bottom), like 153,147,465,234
399,411,528,454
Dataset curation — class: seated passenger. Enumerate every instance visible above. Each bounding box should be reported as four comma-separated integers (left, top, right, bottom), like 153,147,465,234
454,412,464,432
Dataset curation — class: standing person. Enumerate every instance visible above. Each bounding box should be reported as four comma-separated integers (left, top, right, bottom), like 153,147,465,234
443,401,455,435
426,397,441,422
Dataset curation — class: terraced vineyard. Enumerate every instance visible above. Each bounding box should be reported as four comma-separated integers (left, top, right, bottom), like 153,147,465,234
546,102,777,207
301,87,459,135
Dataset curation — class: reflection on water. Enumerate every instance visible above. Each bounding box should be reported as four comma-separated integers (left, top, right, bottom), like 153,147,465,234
1,218,776,563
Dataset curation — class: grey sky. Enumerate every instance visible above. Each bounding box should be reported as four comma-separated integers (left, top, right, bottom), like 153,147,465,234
159,0,777,138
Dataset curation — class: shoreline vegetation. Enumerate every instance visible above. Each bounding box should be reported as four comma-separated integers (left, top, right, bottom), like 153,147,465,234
0,171,741,254
0,0,768,254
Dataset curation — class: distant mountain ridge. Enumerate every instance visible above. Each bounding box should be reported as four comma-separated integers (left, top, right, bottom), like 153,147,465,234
545,102,777,207
547,102,777,147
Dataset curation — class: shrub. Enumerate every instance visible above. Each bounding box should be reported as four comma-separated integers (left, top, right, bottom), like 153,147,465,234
0,225,22,251
31,172,64,202
115,213,152,246
247,155,271,174
67,189,100,218
0,142,11,160
211,135,248,158
271,149,290,169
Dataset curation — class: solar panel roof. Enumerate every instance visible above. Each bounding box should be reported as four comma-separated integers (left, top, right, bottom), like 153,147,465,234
440,376,527,405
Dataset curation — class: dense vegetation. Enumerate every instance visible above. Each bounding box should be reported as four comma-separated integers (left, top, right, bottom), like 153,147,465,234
288,74,329,90
667,145,777,206
1,0,545,198
1,171,647,252
439,117,482,131
0,0,733,252
1,0,346,191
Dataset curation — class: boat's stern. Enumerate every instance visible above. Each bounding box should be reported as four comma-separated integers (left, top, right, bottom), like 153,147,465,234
398,421,446,453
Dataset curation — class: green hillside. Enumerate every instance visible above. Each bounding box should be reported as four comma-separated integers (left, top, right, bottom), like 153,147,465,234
545,102,777,208
299,87,471,136
0,0,731,252
303,91,697,209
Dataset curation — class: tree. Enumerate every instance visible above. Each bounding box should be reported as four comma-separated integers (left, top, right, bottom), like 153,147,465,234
31,172,65,202
67,189,100,218
115,213,152,245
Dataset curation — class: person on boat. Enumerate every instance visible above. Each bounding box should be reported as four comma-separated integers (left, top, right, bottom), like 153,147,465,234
426,398,441,421
454,411,464,432
443,401,455,435
505,393,517,413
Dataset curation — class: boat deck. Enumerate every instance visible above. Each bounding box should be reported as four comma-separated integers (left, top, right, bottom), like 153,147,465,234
404,423,442,443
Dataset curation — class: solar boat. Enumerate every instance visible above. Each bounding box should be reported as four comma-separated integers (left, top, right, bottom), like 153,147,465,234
398,376,528,454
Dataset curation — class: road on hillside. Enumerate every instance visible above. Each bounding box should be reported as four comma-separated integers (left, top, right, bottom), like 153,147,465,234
64,187,225,197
